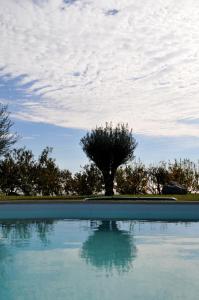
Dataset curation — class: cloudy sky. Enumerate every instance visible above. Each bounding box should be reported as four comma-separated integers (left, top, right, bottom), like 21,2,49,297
0,0,199,171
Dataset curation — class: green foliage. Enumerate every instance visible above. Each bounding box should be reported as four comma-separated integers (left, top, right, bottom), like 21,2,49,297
13,148,37,195
0,141,198,198
148,162,169,194
73,164,103,195
80,123,137,196
0,147,103,197
0,147,69,196
116,161,148,194
0,150,19,195
148,159,199,194
168,159,199,192
60,169,73,195
0,148,37,195
36,147,62,196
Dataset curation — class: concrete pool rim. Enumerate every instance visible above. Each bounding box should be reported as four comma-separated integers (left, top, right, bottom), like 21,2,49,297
1,198,199,204
0,200,199,221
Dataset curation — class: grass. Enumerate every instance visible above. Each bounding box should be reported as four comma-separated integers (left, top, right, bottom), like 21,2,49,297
0,194,199,201
0,194,85,201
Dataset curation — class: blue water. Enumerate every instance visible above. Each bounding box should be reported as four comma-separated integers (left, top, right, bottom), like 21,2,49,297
0,220,199,300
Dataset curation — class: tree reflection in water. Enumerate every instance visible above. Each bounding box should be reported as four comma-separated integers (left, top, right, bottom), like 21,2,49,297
0,220,54,281
0,220,54,245
81,221,137,273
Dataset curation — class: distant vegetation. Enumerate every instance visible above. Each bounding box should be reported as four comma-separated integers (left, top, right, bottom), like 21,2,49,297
0,146,198,196
0,146,103,196
0,105,198,197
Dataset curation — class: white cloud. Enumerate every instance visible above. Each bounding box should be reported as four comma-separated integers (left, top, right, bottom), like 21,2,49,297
0,0,199,136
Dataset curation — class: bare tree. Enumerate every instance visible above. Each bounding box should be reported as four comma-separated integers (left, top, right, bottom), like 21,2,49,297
0,105,17,156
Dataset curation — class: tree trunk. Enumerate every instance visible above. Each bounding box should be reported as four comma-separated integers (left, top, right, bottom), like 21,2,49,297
103,172,114,196
157,181,161,195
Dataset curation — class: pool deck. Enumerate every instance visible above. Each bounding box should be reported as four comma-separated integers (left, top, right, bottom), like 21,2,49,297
0,200,199,221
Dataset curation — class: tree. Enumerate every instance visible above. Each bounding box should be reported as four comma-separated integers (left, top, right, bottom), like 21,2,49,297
36,147,62,196
80,123,137,196
60,169,74,195
0,151,19,195
73,164,103,195
0,105,17,156
13,148,37,196
147,159,199,194
0,148,37,195
116,161,148,195
148,162,169,194
168,159,199,192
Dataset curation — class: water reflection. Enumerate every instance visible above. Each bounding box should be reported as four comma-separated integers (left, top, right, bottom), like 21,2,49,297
81,221,137,273
0,220,55,281
0,220,54,245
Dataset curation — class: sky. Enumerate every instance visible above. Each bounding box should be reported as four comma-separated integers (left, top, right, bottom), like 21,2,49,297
0,0,199,172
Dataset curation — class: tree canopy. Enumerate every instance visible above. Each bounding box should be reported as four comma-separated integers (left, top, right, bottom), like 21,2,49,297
80,123,137,196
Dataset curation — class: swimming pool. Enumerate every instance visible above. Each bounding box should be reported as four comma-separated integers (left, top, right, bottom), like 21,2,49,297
0,218,199,300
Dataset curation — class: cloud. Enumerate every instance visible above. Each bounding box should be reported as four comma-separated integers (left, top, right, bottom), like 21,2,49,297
0,0,199,136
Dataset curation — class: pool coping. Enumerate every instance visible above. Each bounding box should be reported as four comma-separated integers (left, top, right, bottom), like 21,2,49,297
0,200,199,205
1,201,199,221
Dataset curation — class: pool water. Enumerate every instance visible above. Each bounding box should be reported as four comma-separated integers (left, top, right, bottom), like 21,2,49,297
0,219,199,300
